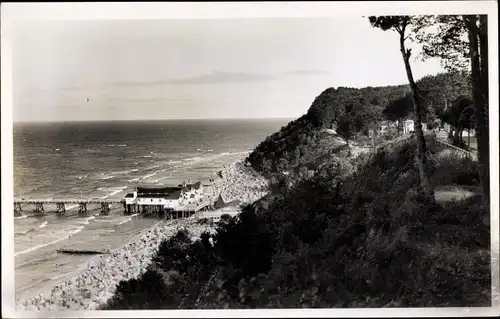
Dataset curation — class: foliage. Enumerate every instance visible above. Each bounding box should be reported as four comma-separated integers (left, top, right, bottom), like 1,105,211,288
383,93,413,123
444,96,475,129
440,95,475,147
413,14,490,203
431,150,480,186
416,71,471,117
247,84,411,177
102,137,490,309
369,15,436,203
413,15,470,72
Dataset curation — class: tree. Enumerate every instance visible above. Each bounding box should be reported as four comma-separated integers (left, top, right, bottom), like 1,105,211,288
414,15,490,203
416,72,471,118
442,96,475,146
383,93,413,134
459,105,476,148
369,16,435,203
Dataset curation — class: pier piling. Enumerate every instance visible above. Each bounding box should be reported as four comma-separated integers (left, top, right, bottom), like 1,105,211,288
14,202,22,215
100,202,110,216
56,202,66,216
78,202,88,216
33,202,44,216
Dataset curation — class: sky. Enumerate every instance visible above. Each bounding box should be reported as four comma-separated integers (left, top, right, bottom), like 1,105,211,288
12,17,445,122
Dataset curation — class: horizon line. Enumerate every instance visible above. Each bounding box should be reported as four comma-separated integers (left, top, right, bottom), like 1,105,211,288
13,116,297,124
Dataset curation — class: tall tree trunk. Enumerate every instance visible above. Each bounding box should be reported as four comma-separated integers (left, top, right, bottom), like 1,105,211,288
465,15,490,203
399,28,435,203
453,127,461,146
478,15,490,203
479,15,489,108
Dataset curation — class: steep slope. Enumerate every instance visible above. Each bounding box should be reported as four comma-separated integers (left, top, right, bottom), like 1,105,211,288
247,84,410,177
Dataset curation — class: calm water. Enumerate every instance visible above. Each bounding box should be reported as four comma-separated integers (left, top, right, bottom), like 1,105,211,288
13,118,287,299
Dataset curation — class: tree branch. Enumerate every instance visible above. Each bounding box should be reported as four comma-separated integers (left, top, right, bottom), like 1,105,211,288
463,15,480,34
401,19,408,34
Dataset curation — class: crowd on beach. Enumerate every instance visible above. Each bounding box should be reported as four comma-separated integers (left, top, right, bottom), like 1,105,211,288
17,159,268,312
18,219,213,312
218,161,268,206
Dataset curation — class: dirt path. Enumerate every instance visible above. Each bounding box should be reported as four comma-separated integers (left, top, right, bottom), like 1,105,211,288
434,185,481,204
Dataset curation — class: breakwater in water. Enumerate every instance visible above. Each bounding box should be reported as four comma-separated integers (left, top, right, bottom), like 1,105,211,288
57,248,111,255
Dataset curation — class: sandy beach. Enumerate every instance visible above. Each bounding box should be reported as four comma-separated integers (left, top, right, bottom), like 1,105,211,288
218,160,268,206
16,159,268,312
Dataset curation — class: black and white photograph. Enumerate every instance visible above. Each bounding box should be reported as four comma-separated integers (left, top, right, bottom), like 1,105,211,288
1,2,499,317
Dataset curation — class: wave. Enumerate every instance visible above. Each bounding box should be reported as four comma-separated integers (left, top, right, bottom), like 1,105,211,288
94,219,121,223
49,272,70,280
141,167,170,182
101,187,127,199
144,164,161,170
15,228,36,235
78,216,95,225
141,172,158,180
14,226,84,257
117,169,138,175
66,204,79,211
128,178,140,183
142,155,152,158
14,215,28,220
101,176,115,180
109,168,140,176
106,144,127,147
185,156,204,162
117,217,132,225
15,220,50,235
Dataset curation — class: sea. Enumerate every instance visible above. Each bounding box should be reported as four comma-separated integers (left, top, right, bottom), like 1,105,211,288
12,118,288,300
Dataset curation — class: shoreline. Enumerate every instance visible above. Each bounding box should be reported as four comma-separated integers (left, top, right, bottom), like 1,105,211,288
16,157,269,312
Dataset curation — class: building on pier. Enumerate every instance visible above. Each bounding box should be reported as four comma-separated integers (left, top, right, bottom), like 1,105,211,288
123,183,207,214
180,182,204,205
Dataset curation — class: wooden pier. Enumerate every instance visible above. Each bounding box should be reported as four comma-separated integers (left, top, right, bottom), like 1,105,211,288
13,199,122,217
14,197,214,220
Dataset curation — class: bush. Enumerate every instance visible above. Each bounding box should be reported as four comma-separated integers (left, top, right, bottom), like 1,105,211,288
104,269,170,309
102,134,490,309
430,150,480,186
197,218,210,225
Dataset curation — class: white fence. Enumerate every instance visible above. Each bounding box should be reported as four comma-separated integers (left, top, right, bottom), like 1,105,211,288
435,139,478,161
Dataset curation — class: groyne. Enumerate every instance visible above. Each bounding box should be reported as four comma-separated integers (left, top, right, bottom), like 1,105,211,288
57,248,111,255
